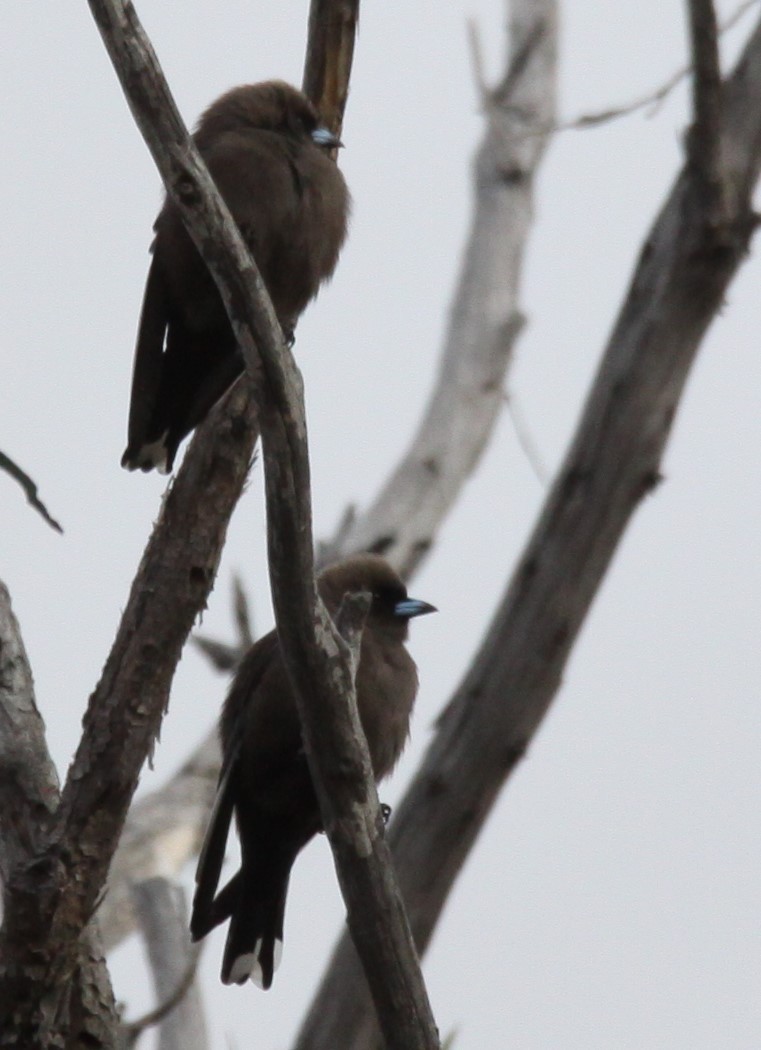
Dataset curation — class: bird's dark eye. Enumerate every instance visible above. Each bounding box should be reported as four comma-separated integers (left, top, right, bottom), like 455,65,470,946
296,110,317,135
371,585,407,610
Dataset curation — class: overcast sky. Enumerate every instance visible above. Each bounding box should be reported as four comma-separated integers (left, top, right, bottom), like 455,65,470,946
2,1,760,1047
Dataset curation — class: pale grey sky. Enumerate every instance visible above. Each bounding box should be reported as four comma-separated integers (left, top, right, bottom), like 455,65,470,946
2,2,760,1047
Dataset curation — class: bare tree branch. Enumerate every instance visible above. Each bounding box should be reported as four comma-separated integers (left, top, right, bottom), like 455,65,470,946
0,582,59,878
293,13,761,1050
125,878,206,1050
0,587,122,1046
231,574,254,649
191,573,255,671
335,3,557,578
302,0,360,129
687,0,728,220
0,450,63,534
552,0,757,133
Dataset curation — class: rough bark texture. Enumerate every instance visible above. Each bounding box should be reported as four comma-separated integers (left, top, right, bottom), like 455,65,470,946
0,384,259,1048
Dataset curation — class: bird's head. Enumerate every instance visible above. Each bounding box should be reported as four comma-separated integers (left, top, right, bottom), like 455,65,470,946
196,80,343,151
319,554,436,641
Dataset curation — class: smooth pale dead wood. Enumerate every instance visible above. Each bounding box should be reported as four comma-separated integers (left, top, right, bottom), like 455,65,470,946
292,13,761,1050
98,732,220,953
130,878,207,1050
330,3,557,579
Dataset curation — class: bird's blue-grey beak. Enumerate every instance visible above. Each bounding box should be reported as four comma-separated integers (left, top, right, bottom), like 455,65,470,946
312,126,343,150
394,598,437,620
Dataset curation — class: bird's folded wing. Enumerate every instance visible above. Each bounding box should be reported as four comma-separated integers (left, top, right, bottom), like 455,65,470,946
123,250,169,463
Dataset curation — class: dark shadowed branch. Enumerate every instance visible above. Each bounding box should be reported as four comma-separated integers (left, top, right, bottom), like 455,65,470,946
292,12,761,1050
0,450,63,534
686,0,731,230
302,0,359,130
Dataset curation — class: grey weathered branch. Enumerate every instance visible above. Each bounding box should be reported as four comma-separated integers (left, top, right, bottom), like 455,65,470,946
0,582,59,881
331,3,557,578
126,878,206,1050
0,586,123,1046
292,12,761,1050
98,732,221,953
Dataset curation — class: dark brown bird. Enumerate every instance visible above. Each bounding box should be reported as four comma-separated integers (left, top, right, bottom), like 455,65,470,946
122,80,350,473
190,554,436,988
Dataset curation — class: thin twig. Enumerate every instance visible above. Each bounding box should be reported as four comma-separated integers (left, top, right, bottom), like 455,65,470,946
466,18,488,104
192,573,255,670
0,450,63,534
504,390,549,485
122,953,202,1046
552,0,757,135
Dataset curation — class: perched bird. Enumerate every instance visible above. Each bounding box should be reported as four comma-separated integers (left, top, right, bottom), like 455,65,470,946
190,554,436,989
122,80,350,473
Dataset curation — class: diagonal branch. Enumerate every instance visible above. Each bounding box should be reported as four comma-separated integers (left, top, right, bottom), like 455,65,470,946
125,878,206,1050
293,13,761,1050
0,450,63,534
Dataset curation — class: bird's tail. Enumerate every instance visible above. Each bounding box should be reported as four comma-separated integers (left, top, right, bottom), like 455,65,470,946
221,860,292,989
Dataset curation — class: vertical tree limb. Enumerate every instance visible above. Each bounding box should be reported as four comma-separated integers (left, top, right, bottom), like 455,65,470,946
129,878,206,1050
686,0,727,219
84,0,440,1045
